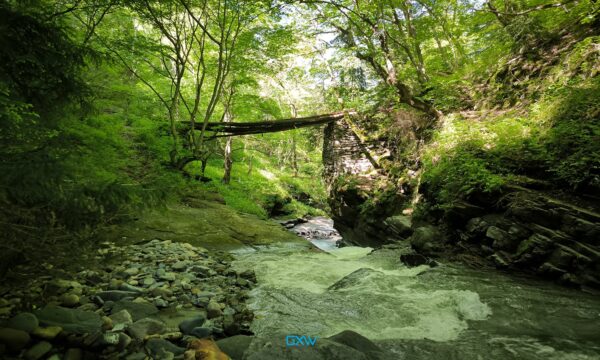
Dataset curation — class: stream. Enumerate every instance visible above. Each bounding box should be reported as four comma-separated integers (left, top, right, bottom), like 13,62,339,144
231,217,600,360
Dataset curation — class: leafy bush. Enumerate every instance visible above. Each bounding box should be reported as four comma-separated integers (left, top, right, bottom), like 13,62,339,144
0,5,173,256
420,75,600,211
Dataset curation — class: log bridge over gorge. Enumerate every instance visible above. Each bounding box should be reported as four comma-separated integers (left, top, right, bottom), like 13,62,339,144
185,110,381,188
187,111,351,137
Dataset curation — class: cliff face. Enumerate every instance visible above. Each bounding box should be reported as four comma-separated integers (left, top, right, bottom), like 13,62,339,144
443,187,600,289
322,118,409,247
324,118,600,289
321,33,600,290
323,120,377,247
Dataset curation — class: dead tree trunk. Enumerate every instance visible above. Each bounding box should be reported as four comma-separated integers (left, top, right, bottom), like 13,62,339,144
290,104,299,177
222,109,233,184
183,111,351,137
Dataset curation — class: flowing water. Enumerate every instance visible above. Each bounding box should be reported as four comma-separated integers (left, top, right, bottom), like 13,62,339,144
231,218,600,360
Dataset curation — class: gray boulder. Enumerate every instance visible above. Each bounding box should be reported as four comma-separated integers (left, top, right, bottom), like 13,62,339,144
244,333,370,360
6,313,38,333
145,338,185,357
111,300,158,322
383,215,413,237
410,226,445,255
328,330,382,360
217,335,253,360
35,305,102,334
127,318,166,341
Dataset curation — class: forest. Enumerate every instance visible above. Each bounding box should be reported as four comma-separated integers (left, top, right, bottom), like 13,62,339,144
0,0,599,359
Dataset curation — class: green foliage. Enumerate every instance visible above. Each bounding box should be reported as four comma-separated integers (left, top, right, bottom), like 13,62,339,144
535,79,600,189
0,5,86,116
421,75,600,211
2,0,598,262
422,146,506,208
187,145,327,219
0,3,177,256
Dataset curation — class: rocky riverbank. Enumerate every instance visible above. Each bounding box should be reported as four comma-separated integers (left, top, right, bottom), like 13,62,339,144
0,239,256,359
328,174,600,291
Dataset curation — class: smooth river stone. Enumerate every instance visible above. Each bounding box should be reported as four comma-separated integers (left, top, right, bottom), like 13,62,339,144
35,305,102,334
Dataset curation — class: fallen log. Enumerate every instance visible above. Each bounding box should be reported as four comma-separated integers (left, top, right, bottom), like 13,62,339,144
182,111,354,137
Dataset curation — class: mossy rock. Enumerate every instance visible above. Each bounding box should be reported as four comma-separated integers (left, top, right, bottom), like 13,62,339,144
102,200,308,251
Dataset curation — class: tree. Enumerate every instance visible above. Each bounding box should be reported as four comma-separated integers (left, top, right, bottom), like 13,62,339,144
301,0,456,118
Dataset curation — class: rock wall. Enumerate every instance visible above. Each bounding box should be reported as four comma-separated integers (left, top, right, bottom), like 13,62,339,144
322,120,375,190
453,189,600,289
322,119,407,247
322,119,600,290
323,121,394,246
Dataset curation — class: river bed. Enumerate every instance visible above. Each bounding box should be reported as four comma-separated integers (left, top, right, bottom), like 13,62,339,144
230,217,600,360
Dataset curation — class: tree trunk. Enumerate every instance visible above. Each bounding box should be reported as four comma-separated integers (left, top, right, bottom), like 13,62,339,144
222,110,233,184
290,104,298,177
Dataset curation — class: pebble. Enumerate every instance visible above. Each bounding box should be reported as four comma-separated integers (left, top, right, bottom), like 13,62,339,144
124,267,139,276
109,279,123,289
127,318,166,341
151,287,173,298
111,300,158,321
98,332,120,346
96,290,138,302
190,327,212,338
179,316,206,335
154,299,169,308
0,327,30,352
145,338,185,357
118,332,132,350
24,341,52,360
119,283,145,293
207,301,223,319
160,272,177,282
32,326,62,340
64,348,83,360
101,316,113,331
184,349,196,360
0,240,255,359
109,309,133,325
172,261,188,271
125,352,146,360
6,312,38,333
35,305,102,334
61,294,80,307
223,315,240,336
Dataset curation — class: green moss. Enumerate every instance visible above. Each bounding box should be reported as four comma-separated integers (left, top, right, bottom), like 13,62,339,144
420,75,600,211
186,153,327,219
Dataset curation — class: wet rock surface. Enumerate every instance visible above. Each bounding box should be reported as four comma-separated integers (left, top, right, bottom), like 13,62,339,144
328,171,600,291
0,239,256,359
453,190,600,290
281,216,342,251
241,330,388,360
